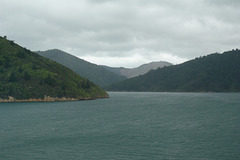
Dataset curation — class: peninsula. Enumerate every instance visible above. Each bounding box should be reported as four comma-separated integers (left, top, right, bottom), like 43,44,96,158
0,36,108,102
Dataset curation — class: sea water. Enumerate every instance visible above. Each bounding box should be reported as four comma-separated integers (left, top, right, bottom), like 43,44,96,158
0,92,240,160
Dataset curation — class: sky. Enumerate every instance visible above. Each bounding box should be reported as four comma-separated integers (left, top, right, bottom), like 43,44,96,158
0,0,239,68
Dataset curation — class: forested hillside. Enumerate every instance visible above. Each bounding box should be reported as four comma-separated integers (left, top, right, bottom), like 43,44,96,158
107,50,240,92
37,49,126,87
0,36,108,101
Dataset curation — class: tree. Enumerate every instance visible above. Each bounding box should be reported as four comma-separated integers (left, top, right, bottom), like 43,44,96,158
82,80,91,89
44,74,56,87
32,64,38,70
18,66,23,73
23,71,31,80
9,40,14,45
17,51,25,58
9,72,18,82
4,56,10,68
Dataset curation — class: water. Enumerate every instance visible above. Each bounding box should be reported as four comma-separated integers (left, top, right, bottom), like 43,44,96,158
0,92,240,160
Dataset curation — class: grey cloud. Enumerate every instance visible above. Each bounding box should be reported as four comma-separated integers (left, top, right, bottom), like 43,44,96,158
0,0,239,67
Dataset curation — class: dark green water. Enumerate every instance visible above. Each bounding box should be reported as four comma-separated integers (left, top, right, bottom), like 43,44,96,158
0,92,240,160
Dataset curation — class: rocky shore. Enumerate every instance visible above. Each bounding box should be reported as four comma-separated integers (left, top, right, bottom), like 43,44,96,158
0,95,109,103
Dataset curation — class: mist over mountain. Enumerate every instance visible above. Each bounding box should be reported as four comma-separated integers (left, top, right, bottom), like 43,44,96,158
107,49,240,92
103,61,172,78
37,49,126,88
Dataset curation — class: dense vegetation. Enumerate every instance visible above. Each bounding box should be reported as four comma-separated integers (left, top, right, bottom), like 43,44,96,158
37,49,126,88
107,49,240,92
0,36,108,100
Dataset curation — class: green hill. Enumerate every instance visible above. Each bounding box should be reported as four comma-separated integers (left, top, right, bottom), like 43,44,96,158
0,36,108,101
107,49,240,92
36,49,126,88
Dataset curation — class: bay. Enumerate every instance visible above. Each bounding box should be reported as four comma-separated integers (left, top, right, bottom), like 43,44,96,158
0,92,240,160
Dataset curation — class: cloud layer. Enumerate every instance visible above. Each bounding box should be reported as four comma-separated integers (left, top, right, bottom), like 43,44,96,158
1,0,239,67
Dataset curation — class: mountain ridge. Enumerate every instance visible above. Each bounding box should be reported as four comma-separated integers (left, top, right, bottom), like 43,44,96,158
103,61,172,78
37,49,126,87
106,49,240,92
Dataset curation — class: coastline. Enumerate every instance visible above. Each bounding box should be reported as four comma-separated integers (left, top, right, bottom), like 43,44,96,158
0,95,109,103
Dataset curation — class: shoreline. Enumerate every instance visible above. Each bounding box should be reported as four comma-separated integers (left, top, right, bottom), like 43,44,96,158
0,95,109,103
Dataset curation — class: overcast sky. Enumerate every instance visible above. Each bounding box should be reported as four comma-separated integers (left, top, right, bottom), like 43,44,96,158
1,0,239,67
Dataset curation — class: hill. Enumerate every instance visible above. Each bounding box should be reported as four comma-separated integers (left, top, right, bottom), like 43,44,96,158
0,36,108,102
103,61,172,78
107,49,240,92
37,49,126,88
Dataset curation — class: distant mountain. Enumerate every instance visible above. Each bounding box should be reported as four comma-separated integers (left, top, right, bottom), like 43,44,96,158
0,36,108,102
36,49,126,88
107,49,240,92
103,61,172,78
